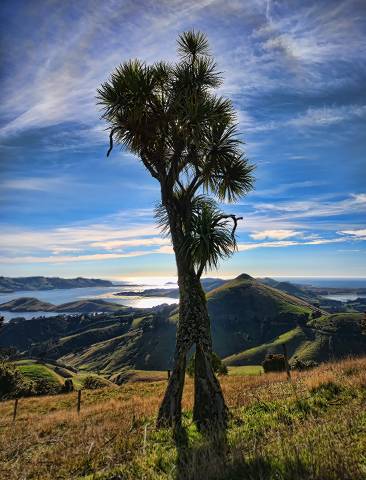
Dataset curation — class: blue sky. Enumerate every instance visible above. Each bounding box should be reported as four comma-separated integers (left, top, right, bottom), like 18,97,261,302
0,0,365,279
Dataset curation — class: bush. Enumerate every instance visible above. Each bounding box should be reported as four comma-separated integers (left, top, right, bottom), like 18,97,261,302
82,375,109,390
0,361,33,399
262,354,286,373
32,378,61,396
186,351,228,377
62,378,74,393
291,359,319,371
0,361,63,399
312,309,322,319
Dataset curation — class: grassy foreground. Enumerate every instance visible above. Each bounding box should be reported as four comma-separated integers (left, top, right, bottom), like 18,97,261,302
0,358,365,479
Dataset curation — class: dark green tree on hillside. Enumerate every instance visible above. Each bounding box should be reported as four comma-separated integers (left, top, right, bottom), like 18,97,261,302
98,31,254,429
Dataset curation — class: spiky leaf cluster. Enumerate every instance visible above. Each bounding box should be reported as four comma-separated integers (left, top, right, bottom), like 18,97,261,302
98,31,254,276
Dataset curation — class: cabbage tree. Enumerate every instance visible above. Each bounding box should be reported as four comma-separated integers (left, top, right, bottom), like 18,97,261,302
98,31,254,429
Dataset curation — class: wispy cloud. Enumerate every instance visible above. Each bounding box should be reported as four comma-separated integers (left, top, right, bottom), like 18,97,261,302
0,176,73,192
339,228,366,239
250,229,300,240
240,104,366,133
253,193,366,219
238,236,348,252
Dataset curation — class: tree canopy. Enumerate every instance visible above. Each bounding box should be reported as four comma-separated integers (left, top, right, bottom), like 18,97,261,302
98,30,254,277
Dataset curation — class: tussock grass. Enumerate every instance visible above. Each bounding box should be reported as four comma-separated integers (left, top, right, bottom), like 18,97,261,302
0,357,366,479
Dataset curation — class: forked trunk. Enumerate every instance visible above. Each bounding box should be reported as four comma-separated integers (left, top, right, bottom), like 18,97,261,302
157,264,228,429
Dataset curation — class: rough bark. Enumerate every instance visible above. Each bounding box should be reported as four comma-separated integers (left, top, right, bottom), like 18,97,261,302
157,200,228,430
157,262,228,429
193,342,228,430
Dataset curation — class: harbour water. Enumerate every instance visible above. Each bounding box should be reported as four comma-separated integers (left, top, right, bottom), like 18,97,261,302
0,277,178,322
1,276,365,321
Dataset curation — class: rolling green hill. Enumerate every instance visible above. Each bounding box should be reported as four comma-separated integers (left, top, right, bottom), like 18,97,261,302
1,275,365,374
0,297,128,313
207,273,314,358
224,313,365,366
0,276,113,293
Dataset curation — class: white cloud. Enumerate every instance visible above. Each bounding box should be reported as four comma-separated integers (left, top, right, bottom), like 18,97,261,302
1,176,73,192
254,193,366,219
339,229,366,239
0,251,161,265
243,104,366,133
90,237,171,250
250,229,300,240
1,0,365,140
238,236,347,252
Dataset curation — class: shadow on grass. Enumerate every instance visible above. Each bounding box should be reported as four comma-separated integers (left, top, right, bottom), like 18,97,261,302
173,424,273,480
173,424,227,480
171,423,346,480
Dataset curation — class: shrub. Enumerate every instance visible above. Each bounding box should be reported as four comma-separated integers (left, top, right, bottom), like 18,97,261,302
62,378,74,393
0,361,33,399
312,309,322,319
291,359,319,371
82,375,109,390
32,378,60,396
186,352,228,377
262,354,286,373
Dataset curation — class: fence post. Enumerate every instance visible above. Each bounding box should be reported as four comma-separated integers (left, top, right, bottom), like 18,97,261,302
12,398,18,422
167,370,171,380
77,390,81,414
282,344,291,381
143,423,148,455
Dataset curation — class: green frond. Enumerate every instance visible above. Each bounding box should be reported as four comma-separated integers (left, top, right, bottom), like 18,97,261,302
211,156,255,202
180,199,237,274
177,30,210,58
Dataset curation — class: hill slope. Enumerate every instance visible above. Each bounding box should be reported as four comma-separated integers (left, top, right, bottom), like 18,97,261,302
0,276,113,293
224,312,365,366
0,297,128,313
0,357,365,480
1,275,365,373
207,273,315,358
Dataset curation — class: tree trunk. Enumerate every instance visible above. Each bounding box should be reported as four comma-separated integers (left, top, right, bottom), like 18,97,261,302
156,348,187,428
192,281,228,430
157,266,228,429
157,268,198,428
194,342,228,430
156,201,227,430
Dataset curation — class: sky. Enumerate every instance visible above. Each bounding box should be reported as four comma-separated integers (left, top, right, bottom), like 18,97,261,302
0,0,365,279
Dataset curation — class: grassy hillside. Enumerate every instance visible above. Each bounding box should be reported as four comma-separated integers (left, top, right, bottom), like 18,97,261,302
224,312,365,366
0,357,365,479
13,359,115,390
1,276,365,373
0,276,113,293
15,360,65,387
207,274,314,358
60,315,177,373
0,297,128,313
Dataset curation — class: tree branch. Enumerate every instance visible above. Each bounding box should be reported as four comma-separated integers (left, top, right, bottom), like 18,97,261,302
215,214,243,238
106,127,119,157
197,262,205,279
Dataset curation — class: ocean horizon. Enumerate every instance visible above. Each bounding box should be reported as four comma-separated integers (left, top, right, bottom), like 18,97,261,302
1,275,366,322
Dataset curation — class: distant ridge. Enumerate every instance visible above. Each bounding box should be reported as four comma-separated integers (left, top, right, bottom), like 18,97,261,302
0,276,113,293
1,274,365,373
0,297,126,313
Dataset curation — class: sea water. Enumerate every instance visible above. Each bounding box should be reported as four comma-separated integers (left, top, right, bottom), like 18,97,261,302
1,276,365,322
0,277,178,322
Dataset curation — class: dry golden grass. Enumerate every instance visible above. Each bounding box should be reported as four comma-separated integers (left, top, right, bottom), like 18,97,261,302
0,357,365,479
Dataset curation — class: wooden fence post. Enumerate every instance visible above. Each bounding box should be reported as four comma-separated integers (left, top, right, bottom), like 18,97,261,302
282,344,291,381
77,390,81,414
143,423,148,455
167,370,171,380
12,398,18,422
